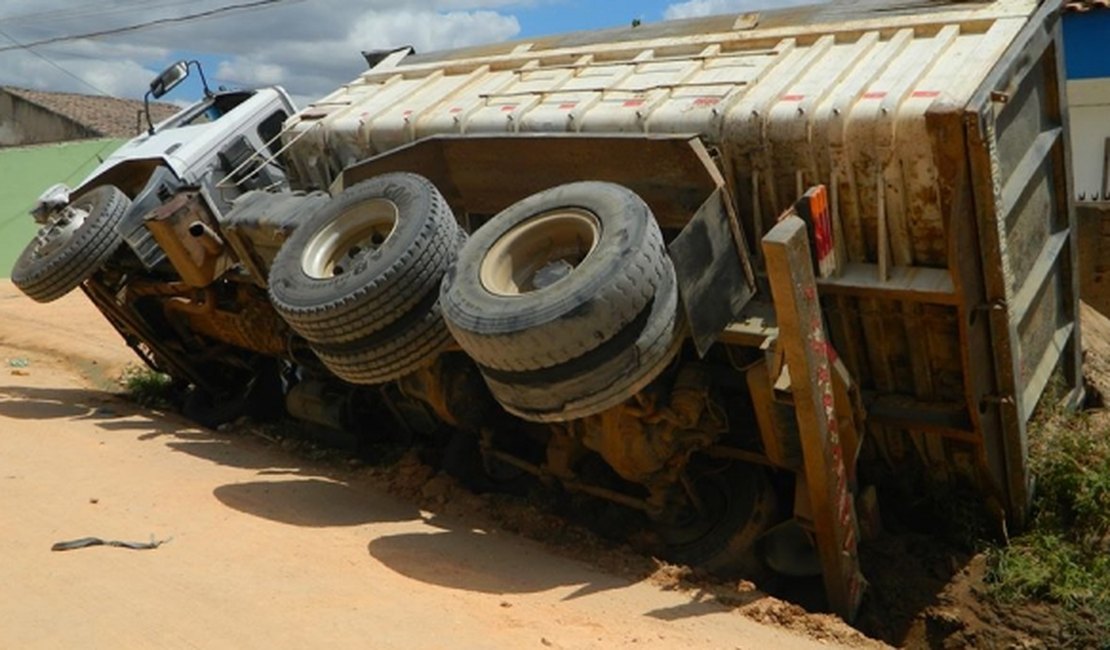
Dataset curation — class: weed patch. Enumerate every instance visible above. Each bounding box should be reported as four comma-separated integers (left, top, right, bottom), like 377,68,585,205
986,408,1110,642
119,364,175,408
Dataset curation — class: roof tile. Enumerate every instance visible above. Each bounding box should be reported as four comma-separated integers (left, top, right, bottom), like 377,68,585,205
2,87,179,139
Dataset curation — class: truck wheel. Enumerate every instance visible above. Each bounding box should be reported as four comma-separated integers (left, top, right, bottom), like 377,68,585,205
269,172,462,384
12,185,129,303
656,461,778,577
269,172,461,346
310,300,454,385
478,268,684,421
441,181,670,373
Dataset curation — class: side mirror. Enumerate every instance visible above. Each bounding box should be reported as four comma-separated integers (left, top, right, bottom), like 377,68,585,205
150,60,189,99
143,60,211,135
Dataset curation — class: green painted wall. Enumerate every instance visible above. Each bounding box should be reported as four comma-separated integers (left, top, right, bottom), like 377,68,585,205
0,138,125,277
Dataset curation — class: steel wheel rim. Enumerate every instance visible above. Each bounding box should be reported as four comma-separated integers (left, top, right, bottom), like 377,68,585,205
301,199,399,279
34,201,91,258
479,208,601,297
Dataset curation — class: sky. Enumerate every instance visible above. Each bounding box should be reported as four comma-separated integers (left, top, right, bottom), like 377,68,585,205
0,0,814,108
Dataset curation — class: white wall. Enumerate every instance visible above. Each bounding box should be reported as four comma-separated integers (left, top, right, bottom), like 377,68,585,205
1068,78,1110,201
0,91,96,147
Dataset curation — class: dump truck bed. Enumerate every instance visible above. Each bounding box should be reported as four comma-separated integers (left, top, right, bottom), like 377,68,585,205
283,0,1080,519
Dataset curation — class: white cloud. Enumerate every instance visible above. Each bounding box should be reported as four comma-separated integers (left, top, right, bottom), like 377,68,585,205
0,49,160,97
215,60,285,88
0,0,525,102
213,8,519,104
664,0,817,20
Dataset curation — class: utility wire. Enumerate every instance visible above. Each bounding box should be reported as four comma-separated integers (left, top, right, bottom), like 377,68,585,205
0,26,115,97
0,13,126,234
0,0,300,53
0,0,163,26
0,0,300,233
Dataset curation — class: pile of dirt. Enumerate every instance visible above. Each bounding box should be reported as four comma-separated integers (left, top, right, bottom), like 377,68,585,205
846,302,1110,648
855,533,1072,648
740,599,882,648
909,554,1072,649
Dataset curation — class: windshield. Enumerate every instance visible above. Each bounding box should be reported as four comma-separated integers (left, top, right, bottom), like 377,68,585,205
165,90,256,130
180,105,222,126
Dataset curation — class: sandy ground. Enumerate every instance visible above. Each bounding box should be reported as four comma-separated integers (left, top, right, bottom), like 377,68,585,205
0,282,866,650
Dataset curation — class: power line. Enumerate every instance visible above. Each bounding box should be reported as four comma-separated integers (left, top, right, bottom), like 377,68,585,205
0,0,155,27
0,12,126,234
0,26,115,97
0,0,300,53
0,0,302,235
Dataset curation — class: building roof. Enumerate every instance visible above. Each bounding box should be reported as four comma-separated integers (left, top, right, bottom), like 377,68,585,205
1,86,179,139
1065,0,1110,12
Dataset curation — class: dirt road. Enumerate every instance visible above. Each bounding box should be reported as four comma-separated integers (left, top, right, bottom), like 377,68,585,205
0,283,871,649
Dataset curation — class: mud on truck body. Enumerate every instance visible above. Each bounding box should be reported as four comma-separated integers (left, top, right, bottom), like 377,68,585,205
13,0,1083,619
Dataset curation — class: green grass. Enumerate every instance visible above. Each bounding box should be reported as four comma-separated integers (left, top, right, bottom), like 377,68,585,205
118,364,175,408
985,405,1110,641
0,139,125,277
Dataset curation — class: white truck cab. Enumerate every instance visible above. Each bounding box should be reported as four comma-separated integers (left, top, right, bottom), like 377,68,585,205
24,61,297,278
88,86,295,193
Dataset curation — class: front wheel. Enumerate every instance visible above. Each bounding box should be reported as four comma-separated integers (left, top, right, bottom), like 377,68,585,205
12,185,129,303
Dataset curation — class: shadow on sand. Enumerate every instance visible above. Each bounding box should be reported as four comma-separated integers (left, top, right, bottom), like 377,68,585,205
0,385,130,421
214,478,419,527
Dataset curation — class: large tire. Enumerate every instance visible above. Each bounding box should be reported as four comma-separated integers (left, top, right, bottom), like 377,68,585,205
441,181,669,373
480,267,684,421
269,173,462,384
12,185,129,303
269,173,460,346
310,299,454,385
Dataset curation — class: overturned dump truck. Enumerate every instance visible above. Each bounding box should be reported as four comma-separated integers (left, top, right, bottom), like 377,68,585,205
13,0,1082,620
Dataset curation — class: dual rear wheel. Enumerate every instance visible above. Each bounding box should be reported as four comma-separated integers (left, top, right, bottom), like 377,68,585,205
270,176,684,418
268,173,462,384
441,181,684,422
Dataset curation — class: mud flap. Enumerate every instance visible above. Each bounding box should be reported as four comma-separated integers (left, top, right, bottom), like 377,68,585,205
668,186,756,357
